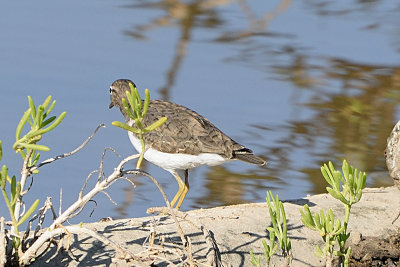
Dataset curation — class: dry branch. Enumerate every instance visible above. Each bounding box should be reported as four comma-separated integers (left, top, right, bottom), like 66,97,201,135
19,153,139,264
21,225,145,265
30,124,105,172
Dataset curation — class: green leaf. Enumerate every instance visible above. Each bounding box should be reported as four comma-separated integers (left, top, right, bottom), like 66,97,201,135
31,152,41,166
300,204,316,229
326,187,349,205
11,182,21,207
314,245,324,258
314,211,322,230
15,108,31,141
249,251,261,267
321,165,333,186
1,165,8,189
144,117,167,132
42,95,52,110
336,225,346,236
142,89,150,117
126,87,140,119
348,171,354,189
10,176,16,201
334,170,343,189
281,202,288,235
355,190,363,203
266,226,275,233
17,143,50,152
36,106,45,128
328,161,336,175
134,118,143,130
122,98,135,119
333,218,341,232
112,121,140,134
342,159,349,178
41,111,66,134
24,111,66,140
17,199,39,226
261,239,271,255
357,171,366,191
28,96,36,121
131,84,142,112
41,116,56,128
45,100,56,117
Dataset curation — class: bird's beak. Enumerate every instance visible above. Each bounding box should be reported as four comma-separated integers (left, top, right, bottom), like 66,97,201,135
109,103,114,109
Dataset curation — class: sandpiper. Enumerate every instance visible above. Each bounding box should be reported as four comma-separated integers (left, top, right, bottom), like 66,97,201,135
109,79,266,210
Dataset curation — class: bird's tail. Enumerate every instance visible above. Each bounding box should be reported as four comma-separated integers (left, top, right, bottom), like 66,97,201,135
233,148,266,166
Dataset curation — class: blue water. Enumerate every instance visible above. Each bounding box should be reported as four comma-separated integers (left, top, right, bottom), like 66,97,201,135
0,0,399,224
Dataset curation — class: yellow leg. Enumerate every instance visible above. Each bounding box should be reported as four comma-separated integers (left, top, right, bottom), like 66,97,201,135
175,170,189,210
170,171,185,209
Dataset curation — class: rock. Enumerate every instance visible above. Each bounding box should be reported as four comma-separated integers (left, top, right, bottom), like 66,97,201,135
385,120,400,190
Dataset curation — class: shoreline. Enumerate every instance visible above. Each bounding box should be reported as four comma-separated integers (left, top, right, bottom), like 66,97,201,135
31,186,400,266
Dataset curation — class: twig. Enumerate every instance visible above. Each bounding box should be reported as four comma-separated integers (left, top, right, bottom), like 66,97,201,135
20,225,144,265
185,236,195,267
392,211,400,224
69,199,97,219
98,147,119,183
20,154,140,264
22,197,54,247
101,191,117,206
126,170,187,247
140,244,184,265
131,170,197,264
122,177,136,188
202,226,222,267
79,170,99,199
24,176,34,195
30,124,105,172
0,217,6,267
147,207,222,267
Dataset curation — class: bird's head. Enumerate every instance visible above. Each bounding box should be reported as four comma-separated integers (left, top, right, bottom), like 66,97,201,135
109,79,136,109
109,79,137,119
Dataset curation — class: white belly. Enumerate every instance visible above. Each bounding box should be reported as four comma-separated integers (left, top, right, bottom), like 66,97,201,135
128,132,232,172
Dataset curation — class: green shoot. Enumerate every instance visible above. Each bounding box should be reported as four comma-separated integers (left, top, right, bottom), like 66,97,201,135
13,95,66,173
300,159,366,266
250,191,291,266
112,82,167,169
0,95,66,257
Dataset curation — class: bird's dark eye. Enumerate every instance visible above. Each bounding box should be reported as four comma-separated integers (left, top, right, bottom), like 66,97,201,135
110,87,113,94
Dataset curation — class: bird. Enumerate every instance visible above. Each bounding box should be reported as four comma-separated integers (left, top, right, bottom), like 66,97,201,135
109,79,266,210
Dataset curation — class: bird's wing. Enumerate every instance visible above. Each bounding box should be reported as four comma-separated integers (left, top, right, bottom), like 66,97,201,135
141,100,243,157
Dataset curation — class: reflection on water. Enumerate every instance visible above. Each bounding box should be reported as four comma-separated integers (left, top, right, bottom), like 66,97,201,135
272,57,400,192
194,165,284,208
112,0,400,212
125,0,228,100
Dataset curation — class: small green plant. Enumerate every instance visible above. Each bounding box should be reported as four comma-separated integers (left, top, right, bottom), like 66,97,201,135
300,160,366,267
250,232,278,267
112,82,166,169
250,191,292,266
0,95,65,260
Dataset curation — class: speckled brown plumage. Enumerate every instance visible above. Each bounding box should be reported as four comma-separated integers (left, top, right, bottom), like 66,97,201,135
109,79,266,165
